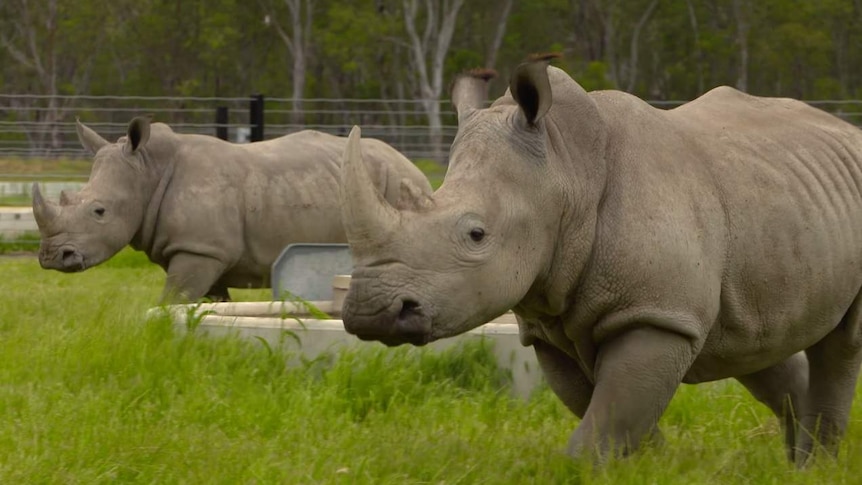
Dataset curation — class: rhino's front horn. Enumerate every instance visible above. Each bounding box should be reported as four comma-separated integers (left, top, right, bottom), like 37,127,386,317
32,183,59,228
340,126,399,244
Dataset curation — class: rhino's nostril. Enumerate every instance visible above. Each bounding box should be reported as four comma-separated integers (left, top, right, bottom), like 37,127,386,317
399,299,421,320
61,249,76,261
395,298,429,344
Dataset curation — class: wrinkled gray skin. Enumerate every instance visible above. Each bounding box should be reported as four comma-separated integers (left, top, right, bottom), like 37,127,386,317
339,60,862,464
32,117,431,303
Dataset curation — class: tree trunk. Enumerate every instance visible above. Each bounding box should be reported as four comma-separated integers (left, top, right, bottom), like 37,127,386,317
485,0,514,70
292,44,306,127
402,0,465,163
733,0,750,92
264,0,314,128
625,0,659,93
685,0,704,94
594,0,619,88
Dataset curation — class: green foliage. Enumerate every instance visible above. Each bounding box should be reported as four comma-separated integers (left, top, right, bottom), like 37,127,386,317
4,0,861,104
575,62,616,92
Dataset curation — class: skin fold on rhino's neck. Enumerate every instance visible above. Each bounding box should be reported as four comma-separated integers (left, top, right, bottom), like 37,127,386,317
129,145,177,256
514,114,608,322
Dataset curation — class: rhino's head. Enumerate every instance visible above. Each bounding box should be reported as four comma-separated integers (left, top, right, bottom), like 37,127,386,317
34,116,154,272
340,56,607,346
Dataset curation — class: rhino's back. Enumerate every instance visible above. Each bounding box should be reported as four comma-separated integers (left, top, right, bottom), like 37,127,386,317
676,88,862,377
583,88,862,380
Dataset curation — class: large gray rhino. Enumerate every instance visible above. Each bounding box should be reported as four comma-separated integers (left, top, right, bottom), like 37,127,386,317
338,56,862,464
33,117,431,303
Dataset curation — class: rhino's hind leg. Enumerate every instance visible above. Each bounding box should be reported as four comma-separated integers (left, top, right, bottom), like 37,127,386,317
161,252,228,304
796,292,862,464
567,326,695,460
735,352,808,462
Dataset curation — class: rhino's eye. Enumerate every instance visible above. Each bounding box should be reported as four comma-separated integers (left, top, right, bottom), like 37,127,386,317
93,207,106,217
469,228,485,242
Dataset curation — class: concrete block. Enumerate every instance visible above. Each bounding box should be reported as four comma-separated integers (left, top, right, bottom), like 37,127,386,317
151,301,543,399
0,207,37,237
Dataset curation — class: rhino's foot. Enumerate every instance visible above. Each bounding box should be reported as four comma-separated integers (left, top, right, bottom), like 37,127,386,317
566,426,665,462
793,414,845,466
162,252,228,304
204,285,231,302
792,288,862,466
735,352,808,463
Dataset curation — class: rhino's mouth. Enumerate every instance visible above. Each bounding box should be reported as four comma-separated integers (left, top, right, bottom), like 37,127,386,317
343,297,433,347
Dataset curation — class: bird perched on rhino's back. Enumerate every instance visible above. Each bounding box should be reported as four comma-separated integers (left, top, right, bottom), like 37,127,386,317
32,117,431,303
338,53,862,465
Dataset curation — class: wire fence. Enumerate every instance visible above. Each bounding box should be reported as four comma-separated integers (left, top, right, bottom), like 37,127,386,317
2,94,862,163
2,94,862,248
0,94,461,162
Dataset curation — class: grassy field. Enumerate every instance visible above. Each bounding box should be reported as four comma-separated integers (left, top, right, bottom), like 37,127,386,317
1,249,861,483
0,157,91,180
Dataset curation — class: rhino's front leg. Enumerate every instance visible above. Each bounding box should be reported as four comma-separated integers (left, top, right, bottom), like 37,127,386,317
568,326,696,460
735,352,808,463
533,339,594,418
161,252,228,304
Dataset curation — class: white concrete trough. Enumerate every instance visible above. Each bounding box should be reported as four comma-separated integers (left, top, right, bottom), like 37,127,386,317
151,290,544,399
0,207,37,238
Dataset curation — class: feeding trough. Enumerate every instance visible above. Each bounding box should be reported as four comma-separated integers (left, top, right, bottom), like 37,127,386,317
0,207,37,238
152,244,543,398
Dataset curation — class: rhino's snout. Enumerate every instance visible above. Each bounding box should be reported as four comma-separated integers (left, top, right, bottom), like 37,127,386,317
39,245,86,273
343,296,432,347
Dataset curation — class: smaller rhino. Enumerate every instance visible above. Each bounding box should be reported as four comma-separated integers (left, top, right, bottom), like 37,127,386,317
33,116,432,303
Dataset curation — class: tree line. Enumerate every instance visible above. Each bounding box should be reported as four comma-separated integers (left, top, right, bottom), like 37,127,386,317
2,0,861,152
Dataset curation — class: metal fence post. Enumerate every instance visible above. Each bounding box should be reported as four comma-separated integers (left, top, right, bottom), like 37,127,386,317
215,106,228,141
249,94,265,142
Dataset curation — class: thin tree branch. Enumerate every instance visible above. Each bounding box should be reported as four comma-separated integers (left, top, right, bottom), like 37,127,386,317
258,0,296,56
485,0,513,69
625,0,658,92
403,0,430,94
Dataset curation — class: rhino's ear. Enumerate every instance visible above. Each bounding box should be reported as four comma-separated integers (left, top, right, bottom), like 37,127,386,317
510,53,561,127
451,68,497,121
125,115,152,154
76,118,109,155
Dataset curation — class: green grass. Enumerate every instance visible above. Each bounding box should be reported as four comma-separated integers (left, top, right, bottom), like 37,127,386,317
413,158,447,189
0,157,91,179
1,249,861,482
0,193,34,206
0,232,40,254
